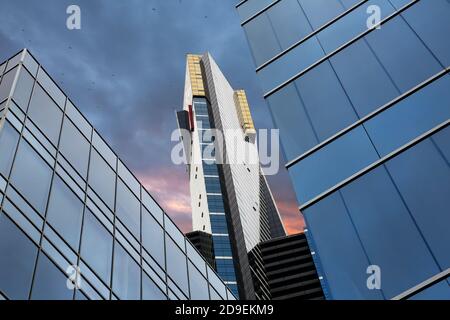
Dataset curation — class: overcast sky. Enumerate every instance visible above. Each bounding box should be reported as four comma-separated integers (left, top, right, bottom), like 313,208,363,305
0,0,304,234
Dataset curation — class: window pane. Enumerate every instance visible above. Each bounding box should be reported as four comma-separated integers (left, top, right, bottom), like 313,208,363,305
142,190,164,225
267,84,318,161
10,140,53,214
365,16,442,92
46,175,83,250
243,13,281,66
31,253,74,300
13,67,34,112
36,68,65,109
205,176,221,193
304,192,384,299
387,128,450,273
142,208,165,268
166,236,189,295
27,84,63,145
340,166,442,298
59,118,90,178
330,39,399,118
116,179,140,239
295,61,358,142
188,262,209,300
142,273,166,300
0,67,16,103
112,243,140,300
0,121,20,178
268,0,312,49
289,126,379,204
80,209,113,284
88,150,116,210
0,214,38,299
365,74,450,157
401,0,450,68
298,0,345,29
237,0,274,21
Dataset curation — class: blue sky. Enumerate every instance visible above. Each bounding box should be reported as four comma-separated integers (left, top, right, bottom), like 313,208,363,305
0,0,303,233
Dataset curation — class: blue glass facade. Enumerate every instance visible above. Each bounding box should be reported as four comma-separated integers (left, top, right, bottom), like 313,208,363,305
238,0,450,299
193,98,239,297
0,50,235,300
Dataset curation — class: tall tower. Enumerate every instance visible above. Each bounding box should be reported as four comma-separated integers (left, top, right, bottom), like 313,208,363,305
237,0,450,299
177,53,286,299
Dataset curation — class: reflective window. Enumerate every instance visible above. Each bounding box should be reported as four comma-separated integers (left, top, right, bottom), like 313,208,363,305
0,121,20,178
289,126,378,204
401,0,450,67
88,149,116,210
166,236,189,295
188,262,209,300
65,100,92,140
330,39,399,118
59,118,90,178
304,192,384,299
0,214,38,299
10,140,53,214
295,61,358,142
165,218,186,251
143,273,166,300
207,195,225,213
386,127,450,272
212,236,233,256
80,209,113,284
237,0,274,21
317,0,396,54
202,162,219,176
267,83,318,161
365,16,442,93
36,68,65,109
31,253,73,300
113,243,140,300
365,74,450,157
23,51,39,76
142,208,165,268
205,176,221,193
118,161,140,197
210,216,228,234
116,179,140,239
27,84,63,145
340,166,442,298
46,175,83,250
244,13,281,66
268,0,312,49
13,67,34,112
92,131,116,169
0,68,16,103
215,259,237,282
298,0,345,29
142,190,164,225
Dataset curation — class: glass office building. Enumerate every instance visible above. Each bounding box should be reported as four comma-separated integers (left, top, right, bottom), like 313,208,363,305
0,49,235,300
237,0,450,299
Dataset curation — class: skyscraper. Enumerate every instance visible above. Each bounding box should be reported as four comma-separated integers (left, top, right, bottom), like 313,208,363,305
237,0,450,299
0,49,235,300
176,53,286,299
249,233,324,300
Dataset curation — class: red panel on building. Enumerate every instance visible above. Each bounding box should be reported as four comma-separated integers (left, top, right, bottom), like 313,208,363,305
188,104,195,131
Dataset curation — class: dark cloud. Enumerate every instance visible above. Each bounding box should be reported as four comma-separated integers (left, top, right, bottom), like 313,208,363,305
0,0,303,234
